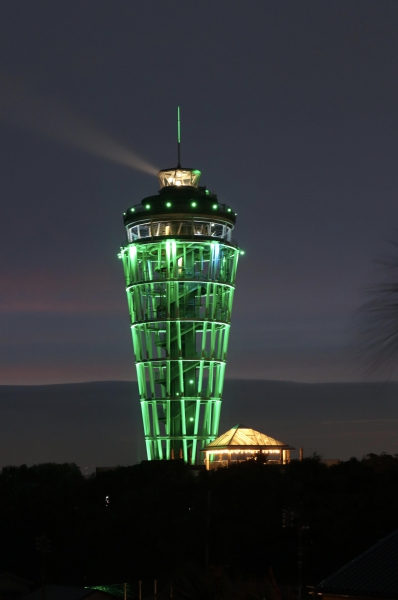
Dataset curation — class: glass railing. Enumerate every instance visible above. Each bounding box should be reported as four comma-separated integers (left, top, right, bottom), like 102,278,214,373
127,219,233,243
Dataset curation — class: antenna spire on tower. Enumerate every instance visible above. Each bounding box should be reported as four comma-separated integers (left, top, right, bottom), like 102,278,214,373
177,106,181,167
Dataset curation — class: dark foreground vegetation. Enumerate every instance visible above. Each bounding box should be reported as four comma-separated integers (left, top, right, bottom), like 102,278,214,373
0,454,397,597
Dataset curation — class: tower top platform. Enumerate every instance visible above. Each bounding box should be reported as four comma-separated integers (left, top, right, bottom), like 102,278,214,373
123,166,236,229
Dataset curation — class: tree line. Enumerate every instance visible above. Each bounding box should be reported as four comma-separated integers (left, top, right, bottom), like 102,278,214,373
0,453,397,598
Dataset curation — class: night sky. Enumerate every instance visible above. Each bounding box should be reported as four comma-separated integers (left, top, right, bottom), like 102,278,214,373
2,1,398,386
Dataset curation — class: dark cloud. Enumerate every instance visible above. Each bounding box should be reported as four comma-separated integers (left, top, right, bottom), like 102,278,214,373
1,1,398,384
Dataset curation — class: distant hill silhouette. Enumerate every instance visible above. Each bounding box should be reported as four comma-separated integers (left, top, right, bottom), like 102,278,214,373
0,379,397,468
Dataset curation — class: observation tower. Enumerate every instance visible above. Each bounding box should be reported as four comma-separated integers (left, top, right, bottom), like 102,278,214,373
120,140,241,463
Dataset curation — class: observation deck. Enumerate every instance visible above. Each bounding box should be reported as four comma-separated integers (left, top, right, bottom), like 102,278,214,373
123,167,237,245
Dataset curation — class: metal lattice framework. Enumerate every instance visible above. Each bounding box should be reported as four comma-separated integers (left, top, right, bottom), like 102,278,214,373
120,167,240,463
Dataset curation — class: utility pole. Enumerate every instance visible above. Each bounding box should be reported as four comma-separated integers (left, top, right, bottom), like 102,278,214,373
298,522,303,600
282,508,308,599
205,490,211,572
36,534,50,600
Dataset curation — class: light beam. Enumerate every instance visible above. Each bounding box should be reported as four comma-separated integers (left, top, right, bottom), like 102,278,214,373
0,74,158,176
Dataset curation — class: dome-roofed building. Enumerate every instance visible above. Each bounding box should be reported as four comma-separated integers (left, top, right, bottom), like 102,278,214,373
202,424,295,470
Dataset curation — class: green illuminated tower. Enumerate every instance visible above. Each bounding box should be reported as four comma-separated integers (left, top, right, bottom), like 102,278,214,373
120,160,241,463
